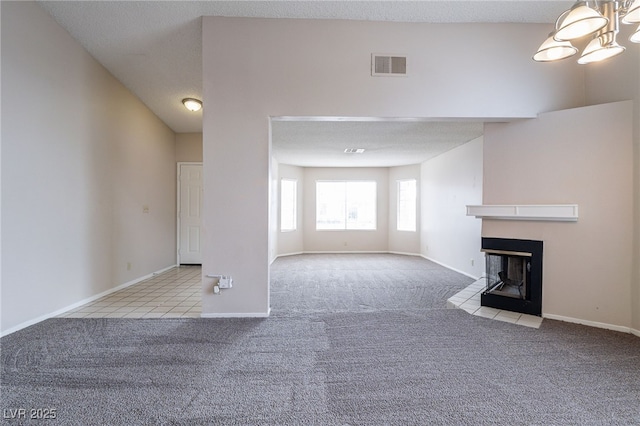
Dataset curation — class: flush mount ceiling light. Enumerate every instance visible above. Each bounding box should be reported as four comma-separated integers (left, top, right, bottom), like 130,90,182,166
182,98,202,112
534,1,640,64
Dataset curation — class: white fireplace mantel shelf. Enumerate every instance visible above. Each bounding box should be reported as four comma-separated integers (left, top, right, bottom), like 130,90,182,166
466,204,579,222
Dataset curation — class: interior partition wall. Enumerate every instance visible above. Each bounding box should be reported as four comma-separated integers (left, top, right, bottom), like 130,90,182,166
202,16,584,317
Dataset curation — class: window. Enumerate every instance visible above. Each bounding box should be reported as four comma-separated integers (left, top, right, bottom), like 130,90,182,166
316,181,376,230
280,179,297,231
397,179,416,231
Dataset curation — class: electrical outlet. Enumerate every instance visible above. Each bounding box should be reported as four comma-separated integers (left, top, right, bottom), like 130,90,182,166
126,262,132,271
471,259,475,267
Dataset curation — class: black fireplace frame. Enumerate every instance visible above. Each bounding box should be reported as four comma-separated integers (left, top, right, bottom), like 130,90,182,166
481,237,543,316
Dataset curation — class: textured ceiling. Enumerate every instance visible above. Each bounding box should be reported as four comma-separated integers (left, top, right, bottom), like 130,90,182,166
36,1,572,167
272,119,484,167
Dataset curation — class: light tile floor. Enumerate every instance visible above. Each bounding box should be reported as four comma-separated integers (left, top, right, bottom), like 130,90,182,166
59,265,202,319
447,278,544,328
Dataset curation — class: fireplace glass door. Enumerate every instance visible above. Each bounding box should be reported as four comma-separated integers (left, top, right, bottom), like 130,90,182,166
484,251,530,300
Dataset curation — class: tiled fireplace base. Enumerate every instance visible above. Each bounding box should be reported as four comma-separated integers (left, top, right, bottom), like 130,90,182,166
447,278,544,329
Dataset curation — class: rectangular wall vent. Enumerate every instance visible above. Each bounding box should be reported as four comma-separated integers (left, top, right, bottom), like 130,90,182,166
344,148,365,154
372,54,407,76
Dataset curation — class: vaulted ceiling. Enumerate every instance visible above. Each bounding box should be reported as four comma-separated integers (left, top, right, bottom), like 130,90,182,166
37,1,570,166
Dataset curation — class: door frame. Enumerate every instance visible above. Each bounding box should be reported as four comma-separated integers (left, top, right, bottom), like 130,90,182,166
177,162,203,265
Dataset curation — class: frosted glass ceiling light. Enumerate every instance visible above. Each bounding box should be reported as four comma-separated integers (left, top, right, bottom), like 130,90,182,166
630,24,640,42
182,98,202,112
622,0,640,23
533,32,578,61
554,2,608,41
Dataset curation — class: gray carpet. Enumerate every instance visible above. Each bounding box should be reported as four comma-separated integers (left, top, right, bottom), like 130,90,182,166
2,254,639,425
270,253,470,314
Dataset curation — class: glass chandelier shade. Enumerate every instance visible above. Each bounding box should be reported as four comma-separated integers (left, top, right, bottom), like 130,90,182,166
621,0,640,23
534,1,638,64
577,34,626,64
554,3,609,41
533,32,579,61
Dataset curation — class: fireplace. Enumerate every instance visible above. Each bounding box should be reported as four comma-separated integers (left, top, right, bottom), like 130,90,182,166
481,238,543,316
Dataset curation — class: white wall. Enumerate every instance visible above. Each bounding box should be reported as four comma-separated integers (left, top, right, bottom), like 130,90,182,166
277,163,304,257
581,37,640,332
202,16,586,316
302,168,389,253
176,133,203,162
421,138,484,279
483,102,634,329
388,164,421,255
1,2,176,334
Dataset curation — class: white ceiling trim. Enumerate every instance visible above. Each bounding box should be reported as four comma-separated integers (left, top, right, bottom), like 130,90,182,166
271,116,530,122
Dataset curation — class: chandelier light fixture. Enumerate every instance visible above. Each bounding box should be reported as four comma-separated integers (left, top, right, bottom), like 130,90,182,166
533,0,640,63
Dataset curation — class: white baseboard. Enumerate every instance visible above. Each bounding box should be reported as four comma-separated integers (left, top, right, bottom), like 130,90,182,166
420,255,480,280
271,252,304,265
1,264,178,337
303,250,388,254
201,308,270,319
277,250,420,257
388,251,422,257
152,264,179,276
274,252,304,259
542,313,637,335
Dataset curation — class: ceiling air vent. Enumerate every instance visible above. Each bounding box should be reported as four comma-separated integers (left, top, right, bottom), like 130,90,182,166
372,54,407,76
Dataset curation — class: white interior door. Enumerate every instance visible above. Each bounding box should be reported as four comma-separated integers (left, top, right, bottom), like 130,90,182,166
178,163,203,264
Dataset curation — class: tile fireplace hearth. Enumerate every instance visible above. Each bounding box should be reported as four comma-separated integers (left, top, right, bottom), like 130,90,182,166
446,280,543,328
